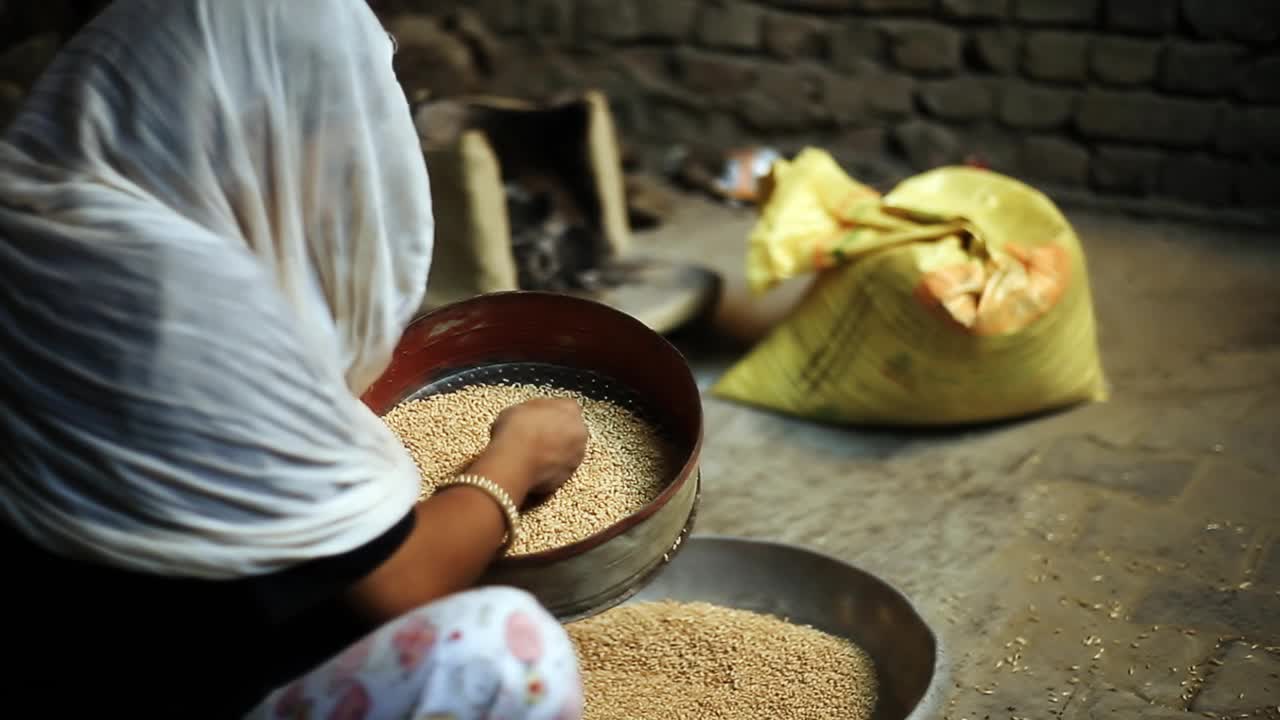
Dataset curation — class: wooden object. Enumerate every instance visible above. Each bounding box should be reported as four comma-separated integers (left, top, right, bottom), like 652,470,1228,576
414,92,720,335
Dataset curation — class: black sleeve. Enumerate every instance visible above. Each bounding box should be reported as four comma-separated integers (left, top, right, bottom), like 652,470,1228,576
248,509,417,625
245,509,420,696
4,509,421,716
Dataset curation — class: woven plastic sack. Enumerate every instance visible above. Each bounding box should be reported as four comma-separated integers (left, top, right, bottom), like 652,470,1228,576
712,148,1107,426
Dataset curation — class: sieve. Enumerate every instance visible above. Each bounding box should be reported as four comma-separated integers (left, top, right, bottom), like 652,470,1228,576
363,291,703,621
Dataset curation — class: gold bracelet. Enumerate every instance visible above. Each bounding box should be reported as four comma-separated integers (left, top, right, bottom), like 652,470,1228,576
437,474,521,551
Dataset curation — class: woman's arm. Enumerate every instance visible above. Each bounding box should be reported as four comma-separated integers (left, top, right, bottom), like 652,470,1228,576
343,398,587,624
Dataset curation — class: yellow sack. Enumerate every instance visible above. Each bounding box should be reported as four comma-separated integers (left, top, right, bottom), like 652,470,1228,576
713,148,1107,426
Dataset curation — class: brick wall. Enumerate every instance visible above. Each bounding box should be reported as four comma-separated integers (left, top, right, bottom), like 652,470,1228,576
376,0,1280,224
3,1,1277,223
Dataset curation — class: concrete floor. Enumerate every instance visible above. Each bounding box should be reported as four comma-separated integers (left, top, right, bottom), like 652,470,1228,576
636,193,1280,719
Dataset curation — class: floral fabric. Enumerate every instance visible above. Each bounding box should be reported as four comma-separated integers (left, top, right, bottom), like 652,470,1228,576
247,588,583,720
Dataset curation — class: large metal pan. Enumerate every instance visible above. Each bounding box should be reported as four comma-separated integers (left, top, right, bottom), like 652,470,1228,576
617,535,948,720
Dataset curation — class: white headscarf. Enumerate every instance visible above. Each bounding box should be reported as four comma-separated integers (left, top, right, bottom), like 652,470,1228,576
0,0,433,579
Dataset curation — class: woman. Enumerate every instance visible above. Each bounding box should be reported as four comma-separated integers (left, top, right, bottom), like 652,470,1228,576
0,1,588,718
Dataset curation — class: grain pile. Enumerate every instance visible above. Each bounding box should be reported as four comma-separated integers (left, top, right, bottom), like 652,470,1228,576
381,383,674,557
568,601,879,720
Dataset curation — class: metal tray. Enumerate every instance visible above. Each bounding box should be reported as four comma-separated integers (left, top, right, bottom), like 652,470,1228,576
614,535,948,720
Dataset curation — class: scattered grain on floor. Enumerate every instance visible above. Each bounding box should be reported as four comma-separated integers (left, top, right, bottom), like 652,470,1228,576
381,383,674,557
568,601,879,720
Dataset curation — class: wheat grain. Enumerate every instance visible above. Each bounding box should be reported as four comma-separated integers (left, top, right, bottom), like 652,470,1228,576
567,600,879,720
381,383,673,557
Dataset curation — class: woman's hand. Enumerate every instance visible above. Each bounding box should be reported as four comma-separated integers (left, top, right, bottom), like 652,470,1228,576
483,394,588,497
345,397,588,624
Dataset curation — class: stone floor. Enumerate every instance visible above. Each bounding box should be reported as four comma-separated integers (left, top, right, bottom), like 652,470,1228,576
634,193,1280,720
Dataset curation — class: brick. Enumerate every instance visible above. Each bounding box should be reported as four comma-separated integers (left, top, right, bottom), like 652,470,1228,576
1215,109,1249,156
606,93,647,136
389,14,486,97
832,126,888,156
613,48,677,91
649,101,707,142
639,0,699,40
852,0,933,10
829,21,885,73
881,22,963,75
1245,107,1280,157
543,53,589,90
939,0,1009,19
960,127,1020,171
671,50,758,98
574,57,624,92
763,12,827,60
970,28,1020,73
1076,91,1219,148
1091,145,1162,195
696,1,763,51
824,75,871,125
892,120,959,169
758,64,823,101
1159,153,1236,205
485,45,549,98
1022,32,1089,84
524,0,574,38
527,49,589,91
1090,38,1160,87
703,111,743,147
852,156,912,188
474,0,524,32
866,71,916,117
769,0,854,9
739,64,822,131
1014,0,1098,25
1104,0,1178,34
731,111,801,144
1238,55,1280,103
1018,137,1089,186
998,82,1075,129
918,77,994,122
1183,0,1280,46
1235,162,1280,210
579,0,639,40
1159,43,1245,97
